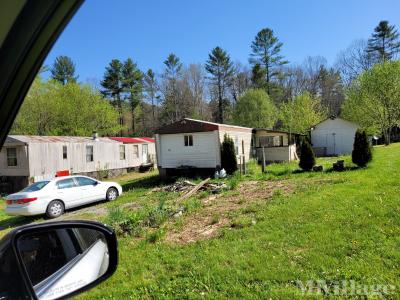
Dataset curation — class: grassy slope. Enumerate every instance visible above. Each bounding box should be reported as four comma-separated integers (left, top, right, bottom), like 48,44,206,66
76,144,400,299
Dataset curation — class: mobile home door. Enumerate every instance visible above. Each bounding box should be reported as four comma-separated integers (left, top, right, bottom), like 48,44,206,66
142,144,148,164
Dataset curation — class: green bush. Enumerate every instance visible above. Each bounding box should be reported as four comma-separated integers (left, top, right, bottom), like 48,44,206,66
144,199,169,228
221,134,238,175
352,130,372,167
299,140,316,171
105,207,144,237
105,200,170,237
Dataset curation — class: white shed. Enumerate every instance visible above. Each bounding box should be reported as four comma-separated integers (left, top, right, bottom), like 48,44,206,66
311,116,359,156
155,118,253,178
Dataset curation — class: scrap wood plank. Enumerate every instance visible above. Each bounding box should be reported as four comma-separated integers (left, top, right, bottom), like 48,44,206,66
177,178,210,202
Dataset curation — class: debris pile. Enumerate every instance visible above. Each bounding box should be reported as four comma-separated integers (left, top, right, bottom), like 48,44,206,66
206,182,228,194
333,160,345,171
163,180,196,192
161,180,227,194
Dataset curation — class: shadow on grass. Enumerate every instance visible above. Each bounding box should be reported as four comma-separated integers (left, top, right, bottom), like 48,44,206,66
0,215,39,231
325,166,361,173
264,168,303,177
122,175,164,191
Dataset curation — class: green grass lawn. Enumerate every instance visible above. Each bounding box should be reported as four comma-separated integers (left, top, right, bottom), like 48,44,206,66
79,144,399,299
1,145,399,298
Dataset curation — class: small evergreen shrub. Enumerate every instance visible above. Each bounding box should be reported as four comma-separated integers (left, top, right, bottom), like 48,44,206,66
299,140,316,171
352,130,372,167
221,134,238,175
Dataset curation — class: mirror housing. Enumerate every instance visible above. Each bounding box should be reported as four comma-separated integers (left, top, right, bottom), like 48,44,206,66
0,221,118,300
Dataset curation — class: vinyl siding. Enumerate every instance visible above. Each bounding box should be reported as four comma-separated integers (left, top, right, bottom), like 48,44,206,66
218,129,252,164
311,118,359,155
0,145,29,176
158,131,219,168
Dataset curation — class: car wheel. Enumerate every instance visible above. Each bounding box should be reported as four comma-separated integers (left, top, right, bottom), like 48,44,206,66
106,187,118,201
46,200,64,218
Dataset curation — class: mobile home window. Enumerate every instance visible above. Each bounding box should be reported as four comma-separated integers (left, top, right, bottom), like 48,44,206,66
63,145,67,159
133,145,139,158
86,145,94,162
119,145,126,160
184,135,193,146
259,136,274,147
7,148,17,167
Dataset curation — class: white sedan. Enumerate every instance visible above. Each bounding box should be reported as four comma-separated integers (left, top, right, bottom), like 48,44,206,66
5,176,122,218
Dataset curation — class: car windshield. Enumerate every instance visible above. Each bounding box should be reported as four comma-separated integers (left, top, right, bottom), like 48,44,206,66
21,181,50,192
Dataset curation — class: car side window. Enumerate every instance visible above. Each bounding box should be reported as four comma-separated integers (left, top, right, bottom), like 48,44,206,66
56,178,76,189
75,177,97,186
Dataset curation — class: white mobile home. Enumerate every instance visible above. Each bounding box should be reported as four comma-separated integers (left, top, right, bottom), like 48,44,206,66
155,118,252,178
0,135,155,193
311,116,359,156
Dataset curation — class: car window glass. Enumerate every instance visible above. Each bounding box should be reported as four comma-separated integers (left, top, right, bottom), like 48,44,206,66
56,178,76,189
21,181,50,192
75,177,96,186
72,227,105,251
18,230,71,286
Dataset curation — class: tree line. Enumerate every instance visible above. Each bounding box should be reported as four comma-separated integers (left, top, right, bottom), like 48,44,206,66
11,20,400,143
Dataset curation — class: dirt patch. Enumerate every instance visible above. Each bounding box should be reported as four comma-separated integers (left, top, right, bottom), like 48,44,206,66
55,201,145,222
50,201,113,222
165,180,295,244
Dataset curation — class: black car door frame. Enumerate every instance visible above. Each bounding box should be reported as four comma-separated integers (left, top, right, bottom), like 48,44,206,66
0,0,83,149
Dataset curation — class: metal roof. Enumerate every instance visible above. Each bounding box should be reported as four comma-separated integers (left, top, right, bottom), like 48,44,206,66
6,135,120,144
4,136,25,145
155,118,252,134
138,137,155,143
253,128,305,136
108,137,155,144
310,116,359,130
183,118,253,130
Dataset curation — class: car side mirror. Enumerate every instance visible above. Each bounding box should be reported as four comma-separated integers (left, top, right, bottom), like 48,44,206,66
0,221,118,300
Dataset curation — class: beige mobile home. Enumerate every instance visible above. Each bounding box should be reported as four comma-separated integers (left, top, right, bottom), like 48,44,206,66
252,129,301,163
155,118,252,178
0,135,155,193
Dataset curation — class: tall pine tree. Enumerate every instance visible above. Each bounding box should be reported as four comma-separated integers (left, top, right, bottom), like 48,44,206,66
205,46,234,123
144,69,159,129
50,56,78,85
249,28,288,95
162,53,183,123
101,59,124,133
367,20,400,62
122,58,143,133
251,63,267,90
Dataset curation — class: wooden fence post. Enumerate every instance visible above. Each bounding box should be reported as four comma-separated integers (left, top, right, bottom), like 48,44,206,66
242,140,246,175
262,146,266,173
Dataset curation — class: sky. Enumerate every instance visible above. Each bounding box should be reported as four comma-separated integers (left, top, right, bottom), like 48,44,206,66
44,0,400,84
